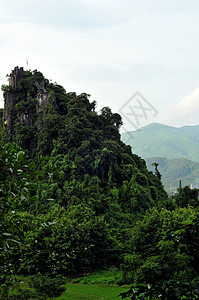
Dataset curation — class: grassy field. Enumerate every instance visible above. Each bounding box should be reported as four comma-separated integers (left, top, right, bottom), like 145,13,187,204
6,273,129,299
57,283,129,300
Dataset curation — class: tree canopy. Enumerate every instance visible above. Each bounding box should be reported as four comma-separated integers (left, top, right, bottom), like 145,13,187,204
1,68,198,299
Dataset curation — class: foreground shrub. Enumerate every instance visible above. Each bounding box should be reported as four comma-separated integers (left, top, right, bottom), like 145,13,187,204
30,274,66,299
119,280,199,300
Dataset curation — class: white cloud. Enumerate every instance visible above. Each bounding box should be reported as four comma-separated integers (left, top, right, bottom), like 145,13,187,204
157,86,199,126
0,0,131,30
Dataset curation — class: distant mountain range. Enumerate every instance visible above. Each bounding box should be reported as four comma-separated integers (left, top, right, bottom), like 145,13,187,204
146,157,199,192
121,123,199,191
121,123,199,162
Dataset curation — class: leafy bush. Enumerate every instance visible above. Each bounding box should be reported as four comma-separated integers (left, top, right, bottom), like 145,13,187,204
8,289,37,300
119,280,199,300
0,275,66,300
30,274,66,299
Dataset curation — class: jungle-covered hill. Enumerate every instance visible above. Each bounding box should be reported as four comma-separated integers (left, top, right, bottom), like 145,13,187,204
1,67,199,299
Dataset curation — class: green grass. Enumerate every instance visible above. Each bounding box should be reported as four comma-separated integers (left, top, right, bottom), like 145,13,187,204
71,270,122,285
5,274,129,300
57,283,129,300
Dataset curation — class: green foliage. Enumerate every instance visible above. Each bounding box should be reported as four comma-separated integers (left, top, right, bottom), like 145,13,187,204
0,275,66,300
4,67,198,297
1,84,12,94
18,205,117,276
119,280,199,300
0,142,36,283
173,185,199,208
71,269,122,285
30,274,66,299
121,207,199,288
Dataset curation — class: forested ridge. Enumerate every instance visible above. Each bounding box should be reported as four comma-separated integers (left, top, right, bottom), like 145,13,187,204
1,67,199,299
146,156,199,192
121,123,199,162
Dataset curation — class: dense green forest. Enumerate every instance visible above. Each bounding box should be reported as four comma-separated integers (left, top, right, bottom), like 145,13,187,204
1,67,199,299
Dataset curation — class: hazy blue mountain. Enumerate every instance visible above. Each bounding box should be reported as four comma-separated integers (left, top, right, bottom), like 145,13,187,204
146,156,199,192
121,123,199,162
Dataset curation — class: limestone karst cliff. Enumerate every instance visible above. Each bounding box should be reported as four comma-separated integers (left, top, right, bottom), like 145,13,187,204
3,66,56,138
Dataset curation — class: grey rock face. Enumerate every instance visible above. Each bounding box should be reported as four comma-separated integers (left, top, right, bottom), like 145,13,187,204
3,66,57,138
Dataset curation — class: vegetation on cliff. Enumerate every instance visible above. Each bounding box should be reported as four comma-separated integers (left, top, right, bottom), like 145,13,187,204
1,68,199,299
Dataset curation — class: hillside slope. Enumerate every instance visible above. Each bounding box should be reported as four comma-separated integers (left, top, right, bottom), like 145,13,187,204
121,123,199,162
1,67,168,276
146,156,199,191
2,68,199,298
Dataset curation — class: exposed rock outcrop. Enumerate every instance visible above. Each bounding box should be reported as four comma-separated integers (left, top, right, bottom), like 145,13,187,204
9,66,24,88
3,66,57,138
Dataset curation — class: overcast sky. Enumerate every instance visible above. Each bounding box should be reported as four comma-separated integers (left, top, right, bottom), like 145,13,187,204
0,0,199,131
